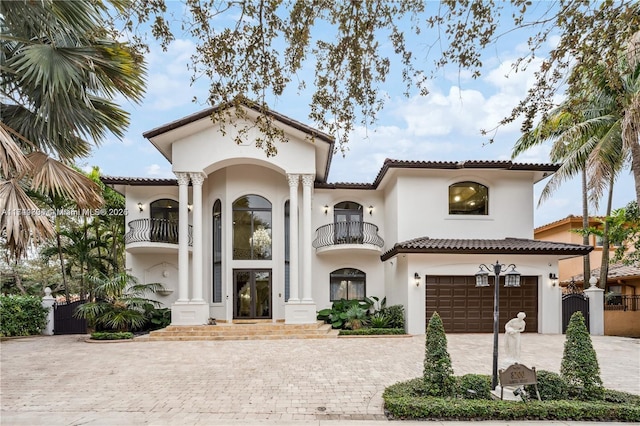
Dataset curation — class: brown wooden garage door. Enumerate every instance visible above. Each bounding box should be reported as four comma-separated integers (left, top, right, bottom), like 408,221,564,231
426,275,538,333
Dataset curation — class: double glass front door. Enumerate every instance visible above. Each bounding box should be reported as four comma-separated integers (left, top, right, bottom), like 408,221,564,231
234,270,271,319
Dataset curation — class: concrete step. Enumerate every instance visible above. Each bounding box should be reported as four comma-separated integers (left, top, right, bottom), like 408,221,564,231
148,321,339,341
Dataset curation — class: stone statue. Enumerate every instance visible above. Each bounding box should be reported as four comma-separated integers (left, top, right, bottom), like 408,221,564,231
504,312,526,363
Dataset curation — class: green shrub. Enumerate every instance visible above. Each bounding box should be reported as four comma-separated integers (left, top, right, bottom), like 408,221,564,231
458,374,492,399
603,389,640,404
90,331,134,340
524,370,568,401
0,295,48,337
136,307,171,331
379,304,404,329
561,311,604,400
423,312,455,397
338,328,405,335
383,378,640,421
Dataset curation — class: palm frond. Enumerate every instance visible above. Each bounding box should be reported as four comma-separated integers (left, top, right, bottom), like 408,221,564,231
27,152,103,209
0,125,31,177
0,179,55,258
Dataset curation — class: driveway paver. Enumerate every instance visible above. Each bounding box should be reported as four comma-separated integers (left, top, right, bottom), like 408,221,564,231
1,333,638,425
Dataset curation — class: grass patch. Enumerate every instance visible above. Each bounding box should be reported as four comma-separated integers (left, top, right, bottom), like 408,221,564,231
338,328,405,335
90,331,134,340
383,378,640,422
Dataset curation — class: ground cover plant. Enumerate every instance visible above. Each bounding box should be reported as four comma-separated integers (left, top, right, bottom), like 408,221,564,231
383,310,640,421
90,331,133,340
317,296,405,334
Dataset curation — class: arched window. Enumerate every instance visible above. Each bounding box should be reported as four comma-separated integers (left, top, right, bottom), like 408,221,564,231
212,200,222,303
449,182,488,215
333,201,363,244
232,195,272,260
150,199,179,243
330,268,366,301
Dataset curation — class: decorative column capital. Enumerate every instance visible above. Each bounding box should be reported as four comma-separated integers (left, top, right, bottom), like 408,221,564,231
301,174,315,187
175,172,190,186
287,173,300,187
189,172,205,186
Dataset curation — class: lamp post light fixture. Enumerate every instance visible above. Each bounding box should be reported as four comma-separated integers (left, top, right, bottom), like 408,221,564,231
475,261,521,390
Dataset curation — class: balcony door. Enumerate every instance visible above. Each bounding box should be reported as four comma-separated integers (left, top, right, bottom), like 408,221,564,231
334,201,363,244
234,270,272,319
150,199,179,243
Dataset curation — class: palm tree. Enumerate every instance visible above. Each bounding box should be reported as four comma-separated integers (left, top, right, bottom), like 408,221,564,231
512,85,625,284
1,0,146,258
74,272,164,332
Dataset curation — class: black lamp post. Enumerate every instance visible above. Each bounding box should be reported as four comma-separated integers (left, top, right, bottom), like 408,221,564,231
475,261,521,390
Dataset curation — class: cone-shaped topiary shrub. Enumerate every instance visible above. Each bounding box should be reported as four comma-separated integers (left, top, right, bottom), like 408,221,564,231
423,312,455,397
560,311,604,400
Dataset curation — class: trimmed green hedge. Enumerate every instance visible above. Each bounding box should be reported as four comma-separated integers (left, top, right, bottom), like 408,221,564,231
383,378,640,422
0,295,48,337
90,331,134,340
338,328,405,335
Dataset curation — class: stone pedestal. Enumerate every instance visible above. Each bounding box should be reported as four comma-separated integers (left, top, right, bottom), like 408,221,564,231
285,302,317,324
171,301,209,325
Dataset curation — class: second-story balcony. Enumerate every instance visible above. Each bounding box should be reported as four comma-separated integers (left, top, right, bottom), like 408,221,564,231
313,221,384,254
125,218,192,254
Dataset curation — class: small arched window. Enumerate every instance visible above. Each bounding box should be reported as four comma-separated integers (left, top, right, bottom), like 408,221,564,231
449,182,488,215
330,268,366,301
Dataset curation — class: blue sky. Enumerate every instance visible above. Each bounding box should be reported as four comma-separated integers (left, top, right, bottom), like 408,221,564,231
85,3,635,228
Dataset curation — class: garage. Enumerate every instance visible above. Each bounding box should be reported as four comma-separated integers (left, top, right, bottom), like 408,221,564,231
426,275,538,333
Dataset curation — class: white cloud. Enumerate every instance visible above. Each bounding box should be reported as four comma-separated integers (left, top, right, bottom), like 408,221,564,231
145,164,172,177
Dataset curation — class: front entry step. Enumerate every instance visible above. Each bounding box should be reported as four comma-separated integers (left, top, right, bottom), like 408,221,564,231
147,320,339,341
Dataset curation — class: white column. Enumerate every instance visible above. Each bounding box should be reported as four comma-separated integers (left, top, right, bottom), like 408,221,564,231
190,172,205,302
287,174,300,303
301,174,314,302
176,172,190,302
41,287,55,335
585,281,605,336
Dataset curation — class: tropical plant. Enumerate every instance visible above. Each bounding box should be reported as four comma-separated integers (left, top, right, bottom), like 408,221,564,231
317,297,374,329
369,312,391,328
423,312,455,397
379,304,405,329
344,305,369,330
1,0,146,258
74,272,164,332
561,312,604,400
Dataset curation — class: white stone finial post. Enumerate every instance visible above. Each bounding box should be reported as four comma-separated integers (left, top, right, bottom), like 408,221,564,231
41,287,55,335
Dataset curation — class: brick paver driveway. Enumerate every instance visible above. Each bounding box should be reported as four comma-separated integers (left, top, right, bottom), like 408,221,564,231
1,333,638,425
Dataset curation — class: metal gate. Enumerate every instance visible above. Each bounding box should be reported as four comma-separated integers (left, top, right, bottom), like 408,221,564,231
54,300,87,335
562,293,590,333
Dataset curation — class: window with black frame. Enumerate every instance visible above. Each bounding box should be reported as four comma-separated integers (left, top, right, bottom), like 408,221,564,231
232,195,272,260
330,268,366,301
448,181,488,215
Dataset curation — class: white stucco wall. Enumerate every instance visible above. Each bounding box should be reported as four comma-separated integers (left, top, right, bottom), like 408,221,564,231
391,170,535,241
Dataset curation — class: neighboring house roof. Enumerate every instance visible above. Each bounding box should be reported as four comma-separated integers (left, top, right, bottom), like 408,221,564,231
381,237,593,261
562,263,640,285
534,215,605,234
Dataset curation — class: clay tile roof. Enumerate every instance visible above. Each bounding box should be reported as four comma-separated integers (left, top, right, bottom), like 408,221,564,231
381,237,593,261
371,159,559,188
562,263,640,285
100,176,178,186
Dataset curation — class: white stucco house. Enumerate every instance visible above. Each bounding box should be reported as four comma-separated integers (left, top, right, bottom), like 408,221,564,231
102,101,592,335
